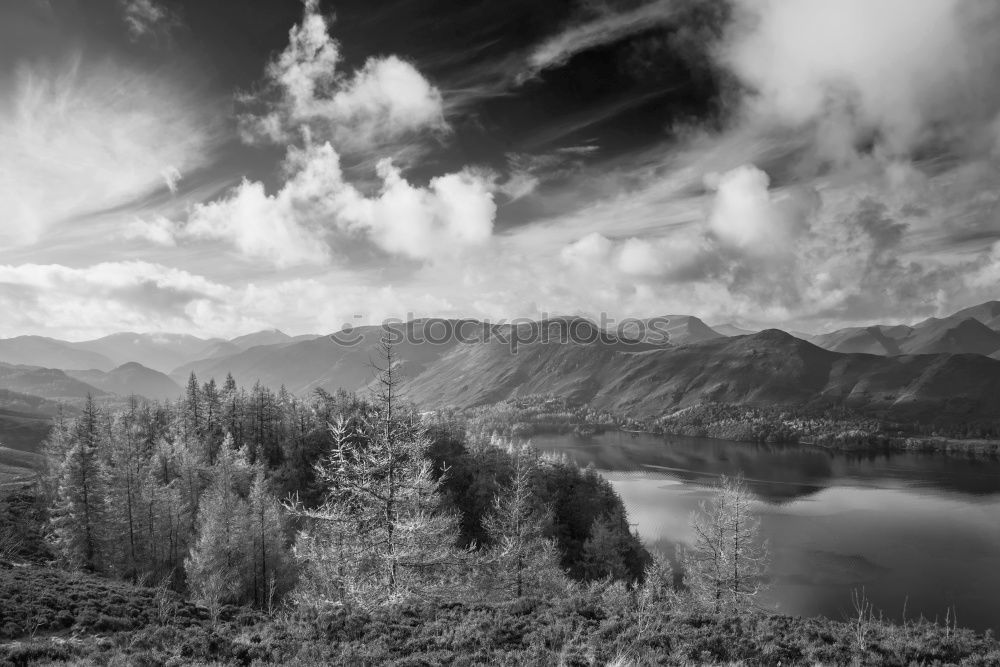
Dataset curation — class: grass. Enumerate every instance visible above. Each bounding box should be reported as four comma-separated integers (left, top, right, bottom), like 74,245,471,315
0,565,997,666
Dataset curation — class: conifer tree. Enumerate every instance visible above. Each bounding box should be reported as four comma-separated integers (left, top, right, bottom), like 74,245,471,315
290,336,467,609
682,475,769,614
185,437,252,608
185,372,202,439
481,444,565,599
106,396,150,577
581,514,631,581
49,395,108,572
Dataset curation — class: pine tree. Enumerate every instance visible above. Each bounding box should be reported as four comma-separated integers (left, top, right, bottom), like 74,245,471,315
481,444,565,599
682,475,769,614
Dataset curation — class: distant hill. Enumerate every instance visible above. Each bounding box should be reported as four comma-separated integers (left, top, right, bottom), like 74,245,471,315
163,316,1000,425
812,313,1000,357
66,362,182,401
229,329,293,350
0,363,106,402
711,323,757,337
72,333,221,374
916,300,1000,330
633,315,722,346
402,328,1000,422
175,320,472,393
0,336,115,371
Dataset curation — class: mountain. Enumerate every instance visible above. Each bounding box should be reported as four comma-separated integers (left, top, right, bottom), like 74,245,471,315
915,300,1000,331
0,336,115,371
401,328,1000,422
174,320,470,393
642,315,723,346
810,301,1000,357
809,325,911,355
230,329,293,350
66,362,182,401
72,333,221,373
166,317,1000,424
193,340,243,362
711,323,757,337
901,317,1000,356
0,363,106,401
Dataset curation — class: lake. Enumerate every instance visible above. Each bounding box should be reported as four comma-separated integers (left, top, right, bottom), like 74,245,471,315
532,431,1000,633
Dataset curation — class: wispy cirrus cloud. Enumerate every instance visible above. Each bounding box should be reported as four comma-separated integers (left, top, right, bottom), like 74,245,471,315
519,0,677,83
119,0,180,42
0,55,218,246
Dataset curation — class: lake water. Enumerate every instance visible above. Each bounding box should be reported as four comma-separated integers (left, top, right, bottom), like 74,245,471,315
532,431,1000,633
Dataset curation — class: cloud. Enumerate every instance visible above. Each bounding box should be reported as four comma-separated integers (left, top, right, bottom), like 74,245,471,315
241,0,446,155
152,143,496,267
0,56,216,246
120,0,179,42
706,165,812,255
522,0,677,82
124,216,177,246
0,261,229,338
161,166,182,194
338,160,496,261
723,0,1000,158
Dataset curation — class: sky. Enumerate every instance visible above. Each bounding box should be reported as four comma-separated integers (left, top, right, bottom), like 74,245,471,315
3,0,1000,340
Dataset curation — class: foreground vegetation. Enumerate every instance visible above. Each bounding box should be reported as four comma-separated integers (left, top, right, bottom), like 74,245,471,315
1,563,998,666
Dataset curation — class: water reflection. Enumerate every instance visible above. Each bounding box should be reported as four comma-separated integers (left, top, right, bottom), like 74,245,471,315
532,431,1000,633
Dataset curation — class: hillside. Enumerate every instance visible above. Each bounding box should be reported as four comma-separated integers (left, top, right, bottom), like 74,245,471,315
174,320,474,393
811,302,1000,357
402,328,1000,423
0,363,105,402
635,315,722,345
67,362,182,401
72,332,221,373
0,336,115,371
229,329,292,349
161,319,1000,425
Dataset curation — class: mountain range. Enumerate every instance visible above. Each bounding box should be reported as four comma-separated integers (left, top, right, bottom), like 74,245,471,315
1,303,999,457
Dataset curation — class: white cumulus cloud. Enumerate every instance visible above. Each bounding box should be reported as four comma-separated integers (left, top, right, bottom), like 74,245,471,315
242,0,445,153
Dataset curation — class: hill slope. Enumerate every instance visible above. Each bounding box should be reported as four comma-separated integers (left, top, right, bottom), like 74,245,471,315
402,329,1000,422
811,301,1000,357
0,363,105,401
73,333,220,373
0,336,115,371
67,362,182,401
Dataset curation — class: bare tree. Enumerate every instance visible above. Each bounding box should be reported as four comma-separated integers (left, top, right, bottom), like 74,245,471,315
682,474,768,614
